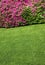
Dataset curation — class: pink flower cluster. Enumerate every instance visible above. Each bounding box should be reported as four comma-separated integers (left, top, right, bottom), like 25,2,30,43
0,0,44,27
0,0,27,27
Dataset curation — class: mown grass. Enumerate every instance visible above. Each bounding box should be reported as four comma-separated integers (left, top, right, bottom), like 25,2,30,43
0,24,45,65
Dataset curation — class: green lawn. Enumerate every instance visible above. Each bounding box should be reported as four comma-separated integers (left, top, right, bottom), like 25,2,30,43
0,24,45,65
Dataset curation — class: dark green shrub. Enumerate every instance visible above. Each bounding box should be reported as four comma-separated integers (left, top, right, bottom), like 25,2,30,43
21,6,45,25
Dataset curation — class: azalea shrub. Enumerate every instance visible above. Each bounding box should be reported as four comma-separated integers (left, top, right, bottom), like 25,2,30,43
0,0,45,28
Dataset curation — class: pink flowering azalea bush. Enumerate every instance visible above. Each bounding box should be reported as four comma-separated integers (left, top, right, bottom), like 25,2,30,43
0,0,45,28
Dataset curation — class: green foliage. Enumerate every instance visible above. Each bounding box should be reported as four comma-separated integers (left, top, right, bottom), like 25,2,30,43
21,6,45,25
19,22,23,26
21,7,33,25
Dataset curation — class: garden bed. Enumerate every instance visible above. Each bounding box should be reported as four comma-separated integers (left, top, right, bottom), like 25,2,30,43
0,0,45,28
